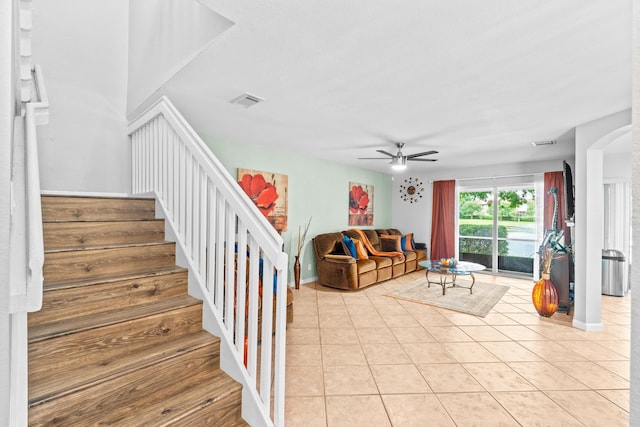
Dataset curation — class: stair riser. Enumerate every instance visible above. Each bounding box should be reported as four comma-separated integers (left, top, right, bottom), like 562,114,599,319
29,304,207,403
29,270,188,327
43,243,176,283
29,345,233,426
167,386,244,427
42,196,156,222
43,220,166,249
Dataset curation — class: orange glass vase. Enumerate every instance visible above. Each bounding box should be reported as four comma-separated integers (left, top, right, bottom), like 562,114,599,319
532,273,558,317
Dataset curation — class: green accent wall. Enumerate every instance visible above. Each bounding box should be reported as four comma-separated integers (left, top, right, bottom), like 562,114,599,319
202,135,392,283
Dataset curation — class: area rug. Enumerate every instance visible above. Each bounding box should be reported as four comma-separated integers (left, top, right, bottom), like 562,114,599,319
387,278,510,317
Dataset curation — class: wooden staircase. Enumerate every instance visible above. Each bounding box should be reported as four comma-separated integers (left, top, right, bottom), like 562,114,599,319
28,195,248,426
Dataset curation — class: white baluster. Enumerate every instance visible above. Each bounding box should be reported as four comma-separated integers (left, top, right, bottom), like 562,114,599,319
246,236,260,379
215,195,225,310
259,255,274,410
224,205,236,333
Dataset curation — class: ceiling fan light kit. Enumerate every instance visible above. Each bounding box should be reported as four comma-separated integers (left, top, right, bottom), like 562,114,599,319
391,156,407,170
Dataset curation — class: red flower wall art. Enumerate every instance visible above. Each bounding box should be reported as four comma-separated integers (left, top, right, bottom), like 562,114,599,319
238,168,288,232
348,182,374,226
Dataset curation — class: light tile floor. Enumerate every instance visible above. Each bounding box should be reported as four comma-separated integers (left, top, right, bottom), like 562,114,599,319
285,270,630,426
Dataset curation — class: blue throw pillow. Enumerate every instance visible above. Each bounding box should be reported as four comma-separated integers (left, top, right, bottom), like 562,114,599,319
401,236,407,251
343,236,357,258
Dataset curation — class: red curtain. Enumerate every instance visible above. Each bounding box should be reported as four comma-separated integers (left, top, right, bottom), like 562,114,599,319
543,171,568,236
430,180,456,260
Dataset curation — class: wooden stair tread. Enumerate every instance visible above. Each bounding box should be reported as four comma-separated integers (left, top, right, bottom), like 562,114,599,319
42,265,187,291
41,195,153,200
29,294,201,343
28,345,243,427
29,330,217,405
44,240,173,253
41,195,156,222
43,219,160,224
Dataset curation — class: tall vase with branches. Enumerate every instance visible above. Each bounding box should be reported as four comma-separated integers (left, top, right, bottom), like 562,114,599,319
532,188,568,317
294,217,312,289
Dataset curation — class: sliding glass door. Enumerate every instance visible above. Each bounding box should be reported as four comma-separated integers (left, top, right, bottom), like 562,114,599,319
495,186,536,275
458,189,495,269
458,185,536,276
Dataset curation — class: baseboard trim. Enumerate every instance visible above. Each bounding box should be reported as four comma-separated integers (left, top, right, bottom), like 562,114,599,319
572,318,604,331
41,190,152,198
288,276,317,287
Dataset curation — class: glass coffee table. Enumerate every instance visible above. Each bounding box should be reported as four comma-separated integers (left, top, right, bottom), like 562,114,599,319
418,260,486,295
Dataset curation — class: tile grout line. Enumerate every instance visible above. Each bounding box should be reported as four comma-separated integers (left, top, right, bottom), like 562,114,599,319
286,271,629,426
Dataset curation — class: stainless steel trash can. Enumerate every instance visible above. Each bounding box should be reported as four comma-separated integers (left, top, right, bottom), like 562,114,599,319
602,249,626,296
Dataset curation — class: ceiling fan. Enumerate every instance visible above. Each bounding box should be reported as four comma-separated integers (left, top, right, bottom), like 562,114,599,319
358,142,438,170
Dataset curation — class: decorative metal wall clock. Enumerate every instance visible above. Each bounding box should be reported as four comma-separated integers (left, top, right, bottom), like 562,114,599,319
399,177,424,203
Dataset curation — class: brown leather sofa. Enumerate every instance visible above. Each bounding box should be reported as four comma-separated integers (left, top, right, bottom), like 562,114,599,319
312,228,427,290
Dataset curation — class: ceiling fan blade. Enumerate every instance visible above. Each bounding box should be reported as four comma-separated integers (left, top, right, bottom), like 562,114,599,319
358,157,393,160
408,158,438,162
375,150,395,157
406,150,439,159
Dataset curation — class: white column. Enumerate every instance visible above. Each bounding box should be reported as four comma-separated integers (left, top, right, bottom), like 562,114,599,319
573,147,604,331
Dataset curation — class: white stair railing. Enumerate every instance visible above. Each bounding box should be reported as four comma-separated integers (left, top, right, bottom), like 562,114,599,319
128,97,288,427
8,62,48,427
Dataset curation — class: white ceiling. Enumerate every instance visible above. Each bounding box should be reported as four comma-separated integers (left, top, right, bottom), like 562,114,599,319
137,0,632,173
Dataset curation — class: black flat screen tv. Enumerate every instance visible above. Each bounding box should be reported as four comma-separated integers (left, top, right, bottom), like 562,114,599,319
562,160,575,222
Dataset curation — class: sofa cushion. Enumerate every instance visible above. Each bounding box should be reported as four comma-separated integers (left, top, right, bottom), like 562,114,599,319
343,229,379,246
375,228,390,237
389,255,405,265
380,235,402,252
368,256,393,269
356,258,377,274
364,230,381,250
403,250,417,262
414,249,427,262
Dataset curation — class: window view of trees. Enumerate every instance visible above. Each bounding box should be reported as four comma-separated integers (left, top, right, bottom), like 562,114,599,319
458,188,536,274
459,190,535,222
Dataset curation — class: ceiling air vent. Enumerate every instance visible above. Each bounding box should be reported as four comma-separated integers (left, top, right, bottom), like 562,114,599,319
230,92,264,108
531,140,556,147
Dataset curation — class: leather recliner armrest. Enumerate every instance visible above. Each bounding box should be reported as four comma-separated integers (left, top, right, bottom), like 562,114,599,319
324,254,355,264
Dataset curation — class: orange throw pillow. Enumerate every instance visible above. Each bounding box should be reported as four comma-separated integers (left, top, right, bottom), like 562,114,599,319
353,239,369,260
404,233,414,251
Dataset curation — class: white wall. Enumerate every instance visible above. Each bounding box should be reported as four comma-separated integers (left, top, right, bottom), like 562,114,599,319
630,3,640,422
392,159,566,254
32,0,130,194
604,152,632,181
0,1,15,423
127,0,232,116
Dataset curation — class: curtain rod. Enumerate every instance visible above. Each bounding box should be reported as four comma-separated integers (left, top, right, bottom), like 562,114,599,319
428,173,542,184
456,173,541,182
